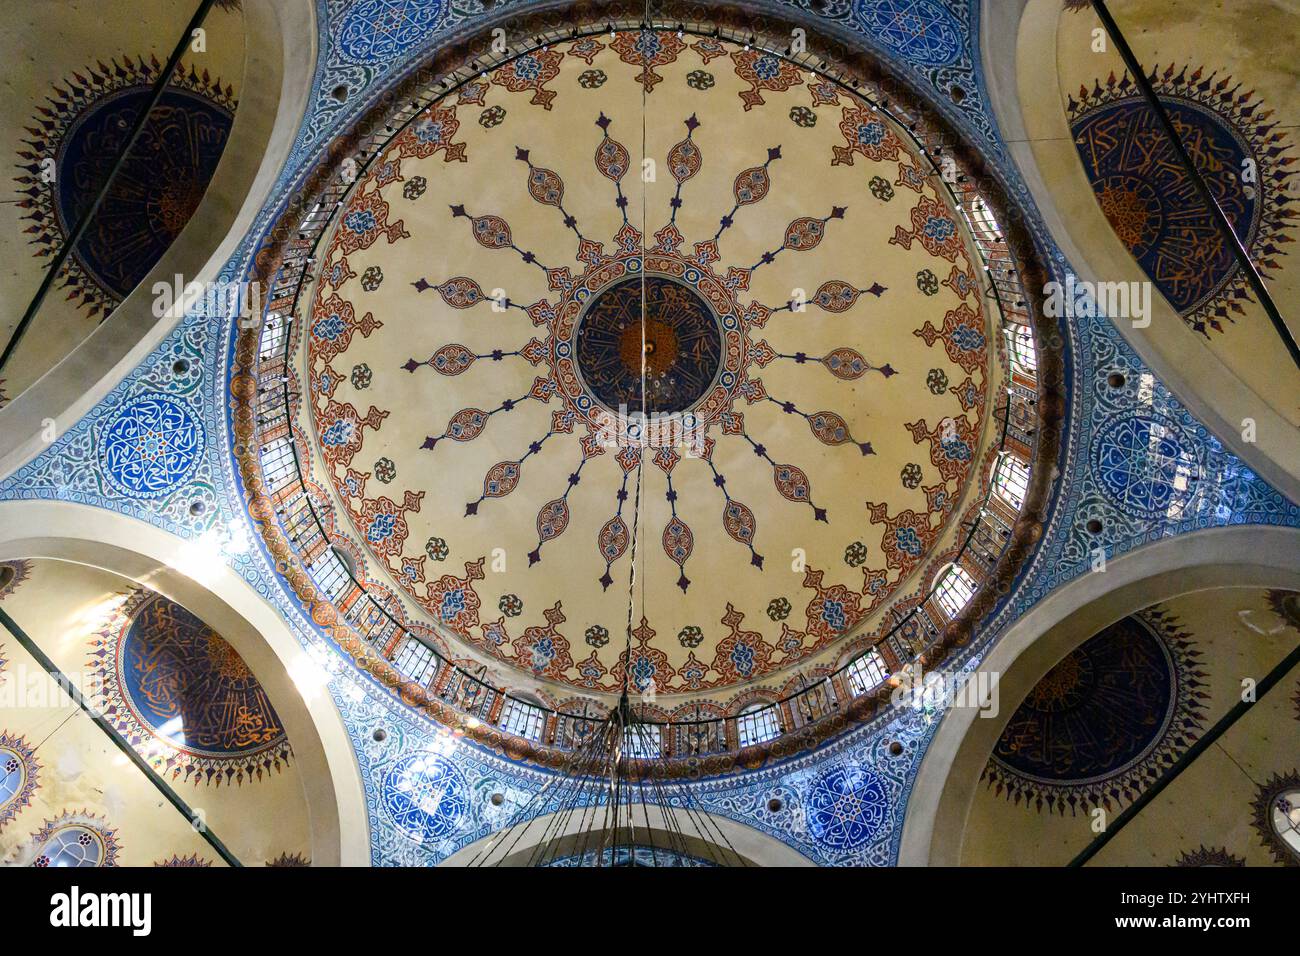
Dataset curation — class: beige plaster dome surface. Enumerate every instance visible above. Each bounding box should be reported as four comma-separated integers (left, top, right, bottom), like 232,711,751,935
290,32,1012,701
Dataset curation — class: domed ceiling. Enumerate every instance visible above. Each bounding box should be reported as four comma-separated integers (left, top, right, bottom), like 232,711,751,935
263,28,1035,705
5,0,1295,868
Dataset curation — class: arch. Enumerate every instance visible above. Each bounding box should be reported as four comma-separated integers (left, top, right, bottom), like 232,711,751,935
22,813,119,868
34,825,109,868
0,0,319,481
899,524,1300,865
0,500,368,866
978,0,1300,501
440,806,815,867
0,734,39,831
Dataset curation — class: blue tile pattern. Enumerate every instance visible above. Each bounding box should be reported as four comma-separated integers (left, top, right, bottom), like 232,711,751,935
853,0,963,67
99,393,205,499
1,0,1296,867
336,0,447,64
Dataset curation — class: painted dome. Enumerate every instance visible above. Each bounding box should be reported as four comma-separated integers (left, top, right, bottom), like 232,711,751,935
234,18,1056,760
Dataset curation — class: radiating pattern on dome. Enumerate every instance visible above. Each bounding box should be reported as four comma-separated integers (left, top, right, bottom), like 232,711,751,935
14,57,236,320
983,610,1207,815
289,32,1002,697
88,590,292,786
1068,66,1295,337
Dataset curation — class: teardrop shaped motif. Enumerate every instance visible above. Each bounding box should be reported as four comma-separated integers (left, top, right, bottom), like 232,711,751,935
733,166,770,206
668,137,702,184
808,410,851,446
722,499,757,546
598,515,629,563
471,214,512,249
431,344,476,375
773,463,811,503
526,165,565,207
783,217,826,252
595,137,629,182
483,460,521,498
662,516,694,566
537,498,570,542
446,407,488,442
437,276,484,309
821,348,868,380
814,280,860,313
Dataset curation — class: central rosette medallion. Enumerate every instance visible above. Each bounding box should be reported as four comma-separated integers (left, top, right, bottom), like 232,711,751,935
575,274,723,414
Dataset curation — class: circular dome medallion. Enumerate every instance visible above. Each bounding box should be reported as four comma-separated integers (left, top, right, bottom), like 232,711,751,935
291,29,1015,699
56,88,233,300
575,275,723,414
99,393,204,500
